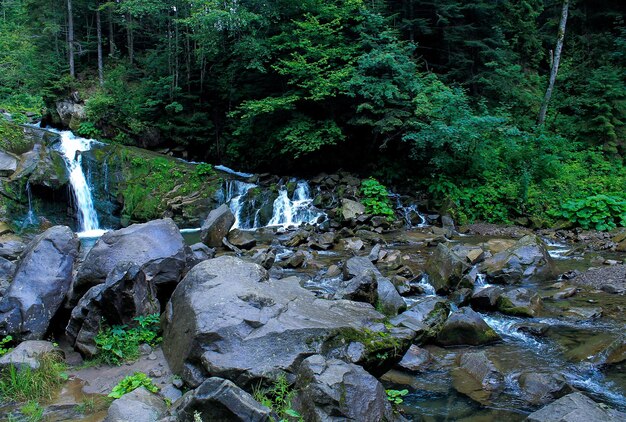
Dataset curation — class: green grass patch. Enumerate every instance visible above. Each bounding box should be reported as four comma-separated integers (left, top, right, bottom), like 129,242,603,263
0,352,68,404
253,373,302,422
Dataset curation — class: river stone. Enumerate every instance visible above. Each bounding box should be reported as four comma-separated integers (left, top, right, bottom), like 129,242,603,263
0,257,15,295
0,226,78,340
66,262,160,357
0,150,18,176
451,351,503,405
424,243,470,293
496,288,542,317
105,387,167,422
72,219,188,302
526,392,626,422
200,204,235,247
227,229,256,249
470,286,505,311
162,256,410,389
436,307,500,346
396,345,432,372
56,98,86,130
0,239,26,260
168,377,270,422
480,234,554,284
341,199,365,220
343,256,406,315
390,296,450,343
335,270,378,304
308,231,336,251
189,243,215,263
518,372,573,406
0,340,59,370
294,355,399,422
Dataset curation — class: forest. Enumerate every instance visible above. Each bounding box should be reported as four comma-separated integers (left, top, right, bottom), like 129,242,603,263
1,0,625,227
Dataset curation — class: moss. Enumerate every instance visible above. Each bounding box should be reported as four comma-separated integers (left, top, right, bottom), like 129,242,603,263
496,296,534,317
0,120,31,154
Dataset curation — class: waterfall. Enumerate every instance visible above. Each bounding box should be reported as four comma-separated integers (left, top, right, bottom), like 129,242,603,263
392,194,427,228
267,181,324,227
221,179,256,229
415,274,437,296
22,181,37,227
54,130,103,236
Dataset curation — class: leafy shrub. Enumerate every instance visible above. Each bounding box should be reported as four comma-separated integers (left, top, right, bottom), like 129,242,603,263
0,335,13,356
253,373,302,421
360,178,395,219
386,388,408,405
108,372,159,399
95,313,161,365
76,122,101,139
556,195,626,231
0,352,68,403
195,163,214,177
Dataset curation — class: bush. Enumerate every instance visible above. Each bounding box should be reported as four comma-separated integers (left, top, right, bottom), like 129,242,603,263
95,313,161,365
360,178,395,219
556,194,626,231
253,373,302,421
108,372,159,399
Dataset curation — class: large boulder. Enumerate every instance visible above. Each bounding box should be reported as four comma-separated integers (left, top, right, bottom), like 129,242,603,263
72,219,188,302
480,235,554,284
335,270,378,304
451,351,503,405
518,372,573,406
0,150,18,176
200,204,235,247
341,199,365,220
66,262,160,357
0,340,59,370
55,98,86,130
424,243,470,293
390,296,450,344
294,355,399,422
168,377,271,422
0,256,15,295
162,256,411,389
343,257,406,315
496,287,542,317
526,392,626,422
436,307,500,346
0,226,78,340
104,387,167,422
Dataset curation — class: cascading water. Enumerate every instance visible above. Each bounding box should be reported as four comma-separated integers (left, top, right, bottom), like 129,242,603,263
54,130,104,236
267,181,324,227
22,181,37,227
392,194,427,228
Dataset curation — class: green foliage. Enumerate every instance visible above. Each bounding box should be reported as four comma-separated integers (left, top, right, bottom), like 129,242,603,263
20,400,44,422
0,352,68,404
386,388,408,405
95,313,161,366
253,373,302,422
76,122,102,139
195,163,215,177
0,335,13,356
108,372,159,399
556,195,626,231
360,178,394,219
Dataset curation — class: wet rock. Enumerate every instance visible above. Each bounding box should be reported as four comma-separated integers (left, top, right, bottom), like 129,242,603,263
55,97,86,130
496,288,542,317
284,229,309,247
162,256,409,389
569,265,626,295
563,307,603,320
294,355,398,422
436,307,500,346
0,257,15,295
253,248,276,270
308,232,336,250
424,243,470,293
551,287,578,300
343,257,405,315
451,245,485,265
397,345,432,372
105,387,167,422
451,351,503,405
0,226,78,340
340,237,365,252
518,322,550,337
189,243,215,263
368,244,382,262
168,377,270,422
0,340,59,370
227,229,256,249
480,235,554,284
160,384,183,403
335,270,378,304
449,287,473,307
66,263,159,357
390,296,450,343
72,219,188,302
470,286,504,311
0,239,26,260
0,150,18,176
341,199,365,220
526,392,626,422
518,372,573,406
325,264,341,278
200,204,235,247
280,250,307,268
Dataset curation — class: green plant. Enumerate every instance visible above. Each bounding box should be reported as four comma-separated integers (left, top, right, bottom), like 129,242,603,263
74,397,96,414
76,122,102,139
108,372,159,399
385,388,408,405
253,373,302,422
95,313,162,365
0,352,68,403
360,178,395,219
0,335,13,356
195,163,214,177
21,400,44,421
193,410,203,422
556,194,626,231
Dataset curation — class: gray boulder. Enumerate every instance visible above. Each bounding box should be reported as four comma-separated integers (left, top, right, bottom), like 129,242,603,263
294,355,398,422
481,234,554,284
526,392,626,422
341,199,365,220
200,204,235,247
72,219,187,302
343,257,406,315
66,262,160,357
0,150,18,176
496,287,542,317
0,226,78,340
452,351,503,405
0,239,26,260
436,307,500,346
518,372,573,406
168,377,270,422
390,296,450,344
335,270,378,304
0,257,15,295
0,340,59,370
105,387,167,422
470,286,504,311
424,243,470,293
396,345,432,372
162,256,410,389
227,229,257,249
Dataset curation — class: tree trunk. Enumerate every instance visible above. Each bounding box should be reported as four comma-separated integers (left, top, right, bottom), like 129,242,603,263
67,0,75,77
537,0,569,126
108,7,115,56
97,6,104,85
126,13,134,64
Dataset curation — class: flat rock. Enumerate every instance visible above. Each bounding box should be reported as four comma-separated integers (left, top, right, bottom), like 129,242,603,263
526,392,626,422
451,351,503,405
105,387,167,422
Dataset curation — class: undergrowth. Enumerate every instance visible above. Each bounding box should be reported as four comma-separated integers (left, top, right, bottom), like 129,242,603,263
95,313,161,365
253,373,302,422
0,352,68,404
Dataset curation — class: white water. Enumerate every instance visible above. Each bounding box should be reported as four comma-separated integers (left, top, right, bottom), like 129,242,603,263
22,182,37,227
392,194,428,228
53,129,104,236
481,314,545,349
267,181,324,227
221,179,257,229
214,164,254,178
415,274,437,296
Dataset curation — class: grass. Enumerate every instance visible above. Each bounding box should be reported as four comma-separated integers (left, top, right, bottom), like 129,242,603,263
0,352,68,404
253,373,302,422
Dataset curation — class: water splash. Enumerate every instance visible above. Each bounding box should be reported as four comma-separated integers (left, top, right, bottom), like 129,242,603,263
392,194,428,228
481,314,545,349
22,181,37,228
267,181,324,227
415,274,437,296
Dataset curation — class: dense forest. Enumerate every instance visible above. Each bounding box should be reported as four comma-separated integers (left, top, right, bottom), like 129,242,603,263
1,0,625,227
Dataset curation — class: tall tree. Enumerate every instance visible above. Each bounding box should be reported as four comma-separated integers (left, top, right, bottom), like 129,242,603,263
67,0,75,77
96,3,104,85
